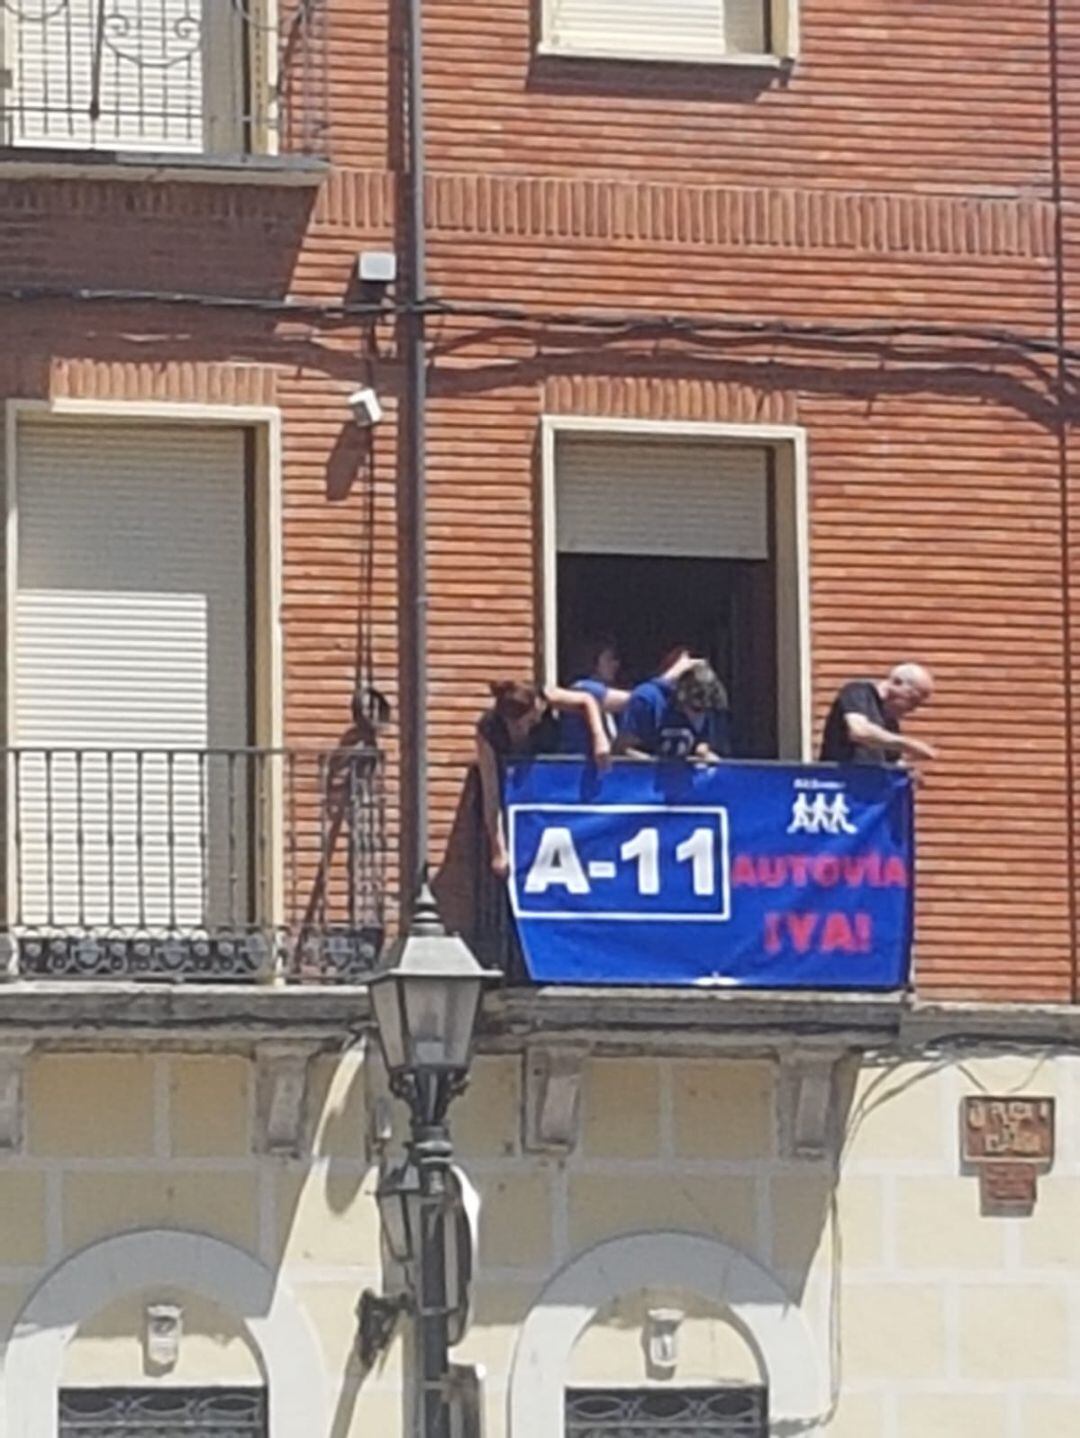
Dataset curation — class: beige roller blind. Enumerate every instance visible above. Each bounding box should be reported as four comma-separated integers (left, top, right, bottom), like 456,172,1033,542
13,420,248,928
556,435,769,560
541,0,768,61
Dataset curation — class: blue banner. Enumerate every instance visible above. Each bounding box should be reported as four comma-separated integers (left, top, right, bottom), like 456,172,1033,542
505,760,913,989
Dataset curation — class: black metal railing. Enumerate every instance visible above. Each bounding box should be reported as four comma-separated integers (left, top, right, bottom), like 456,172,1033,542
0,0,328,158
60,1387,267,1436
565,1389,768,1438
0,746,384,982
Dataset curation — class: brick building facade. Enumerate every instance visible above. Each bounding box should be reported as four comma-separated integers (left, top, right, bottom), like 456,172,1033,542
2,0,1074,999
3,7,1080,1437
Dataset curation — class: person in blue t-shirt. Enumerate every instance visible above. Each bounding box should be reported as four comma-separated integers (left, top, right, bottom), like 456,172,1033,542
556,640,708,756
615,660,731,762
557,636,631,755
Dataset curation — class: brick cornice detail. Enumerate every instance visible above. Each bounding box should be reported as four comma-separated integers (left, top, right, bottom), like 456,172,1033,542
0,166,1055,259
319,168,1054,260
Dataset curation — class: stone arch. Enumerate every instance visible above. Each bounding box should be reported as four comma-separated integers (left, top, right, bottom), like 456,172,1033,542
0,1229,328,1438
508,1230,828,1438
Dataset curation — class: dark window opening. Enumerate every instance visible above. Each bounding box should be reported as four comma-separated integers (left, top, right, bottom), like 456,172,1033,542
557,551,778,759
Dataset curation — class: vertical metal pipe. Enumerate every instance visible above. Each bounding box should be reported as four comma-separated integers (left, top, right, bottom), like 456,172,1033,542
405,0,429,893
410,1093,452,1438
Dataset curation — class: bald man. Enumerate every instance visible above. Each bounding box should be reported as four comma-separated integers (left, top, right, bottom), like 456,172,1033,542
820,663,937,766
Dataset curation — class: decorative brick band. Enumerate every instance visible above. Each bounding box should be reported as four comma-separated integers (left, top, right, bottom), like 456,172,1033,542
418,173,1055,260
314,168,1053,261
0,166,1056,260
543,374,798,426
46,358,278,406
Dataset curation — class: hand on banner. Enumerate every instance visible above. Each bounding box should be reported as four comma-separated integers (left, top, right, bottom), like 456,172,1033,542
491,839,511,878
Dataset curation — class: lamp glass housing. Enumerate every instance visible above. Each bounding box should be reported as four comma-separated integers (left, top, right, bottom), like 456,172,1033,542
371,970,483,1076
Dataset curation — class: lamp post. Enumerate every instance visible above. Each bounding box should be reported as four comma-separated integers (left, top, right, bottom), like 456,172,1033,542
368,881,499,1438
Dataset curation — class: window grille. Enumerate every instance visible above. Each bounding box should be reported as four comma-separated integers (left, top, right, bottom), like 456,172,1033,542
565,1387,768,1438
58,1387,267,1437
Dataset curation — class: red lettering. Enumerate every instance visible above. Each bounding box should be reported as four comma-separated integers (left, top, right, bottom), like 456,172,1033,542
813,856,842,887
787,913,819,953
882,856,909,888
788,855,811,886
764,912,783,953
841,855,870,886
758,857,787,888
854,913,873,952
732,855,758,888
821,912,858,952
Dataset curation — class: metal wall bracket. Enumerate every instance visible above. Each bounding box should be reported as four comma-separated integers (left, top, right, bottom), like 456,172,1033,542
523,1044,587,1153
356,1290,410,1369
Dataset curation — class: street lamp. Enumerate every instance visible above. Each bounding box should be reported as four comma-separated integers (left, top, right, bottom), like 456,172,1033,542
367,880,498,1438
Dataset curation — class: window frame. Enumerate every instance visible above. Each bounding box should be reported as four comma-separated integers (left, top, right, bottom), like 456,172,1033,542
537,0,799,67
2,398,285,933
539,415,812,761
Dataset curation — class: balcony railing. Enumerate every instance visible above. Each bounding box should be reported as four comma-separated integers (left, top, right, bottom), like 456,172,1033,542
0,0,328,158
0,746,385,982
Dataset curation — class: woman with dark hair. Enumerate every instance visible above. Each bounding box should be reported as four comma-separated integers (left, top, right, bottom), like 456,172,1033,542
477,679,610,877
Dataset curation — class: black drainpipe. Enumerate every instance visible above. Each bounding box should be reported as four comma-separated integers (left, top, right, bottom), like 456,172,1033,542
404,0,429,896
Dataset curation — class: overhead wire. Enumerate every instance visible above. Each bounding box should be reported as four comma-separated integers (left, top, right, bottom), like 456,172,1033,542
2,282,1079,368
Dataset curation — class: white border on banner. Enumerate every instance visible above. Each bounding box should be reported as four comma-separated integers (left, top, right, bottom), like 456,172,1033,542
507,803,731,922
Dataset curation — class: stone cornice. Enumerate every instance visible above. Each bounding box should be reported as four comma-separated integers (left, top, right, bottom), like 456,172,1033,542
4,982,1080,1057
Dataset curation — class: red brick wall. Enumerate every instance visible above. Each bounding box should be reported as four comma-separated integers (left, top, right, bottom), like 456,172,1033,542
1,0,1078,999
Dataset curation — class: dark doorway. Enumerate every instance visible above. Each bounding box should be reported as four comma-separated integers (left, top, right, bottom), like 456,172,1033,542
557,553,778,758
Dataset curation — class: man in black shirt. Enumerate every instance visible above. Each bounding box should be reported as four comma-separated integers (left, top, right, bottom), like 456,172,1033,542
820,663,936,766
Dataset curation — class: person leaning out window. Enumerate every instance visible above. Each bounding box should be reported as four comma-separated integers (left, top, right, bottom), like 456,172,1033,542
476,680,610,877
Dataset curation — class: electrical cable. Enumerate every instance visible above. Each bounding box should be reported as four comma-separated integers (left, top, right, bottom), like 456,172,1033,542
2,282,1079,368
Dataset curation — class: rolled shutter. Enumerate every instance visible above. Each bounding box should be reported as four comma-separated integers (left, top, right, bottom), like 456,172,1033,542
542,0,769,61
14,420,248,928
543,0,724,61
555,436,769,560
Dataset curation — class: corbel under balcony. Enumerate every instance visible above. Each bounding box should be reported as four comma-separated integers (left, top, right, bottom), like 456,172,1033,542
254,1040,323,1158
777,1047,843,1161
523,1043,588,1153
0,1043,31,1153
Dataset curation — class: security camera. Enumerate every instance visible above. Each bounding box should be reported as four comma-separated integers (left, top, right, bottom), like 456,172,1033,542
348,386,383,428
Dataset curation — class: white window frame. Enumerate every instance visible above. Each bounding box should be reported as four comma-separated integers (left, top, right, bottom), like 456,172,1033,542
538,0,799,67
2,397,285,929
508,1230,828,1438
540,415,812,761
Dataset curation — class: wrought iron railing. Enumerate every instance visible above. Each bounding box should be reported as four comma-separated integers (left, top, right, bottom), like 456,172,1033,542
0,0,328,157
59,1387,266,1435
0,746,385,981
565,1389,768,1438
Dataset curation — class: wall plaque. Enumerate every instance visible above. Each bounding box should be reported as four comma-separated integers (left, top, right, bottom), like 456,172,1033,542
961,1096,1054,1216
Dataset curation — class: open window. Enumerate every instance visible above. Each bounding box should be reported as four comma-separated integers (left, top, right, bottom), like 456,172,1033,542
543,420,810,761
